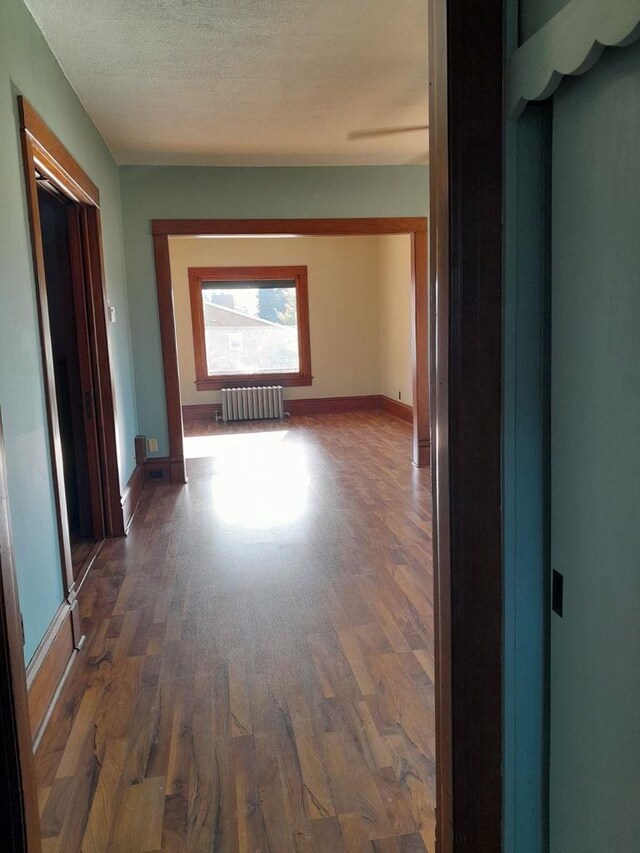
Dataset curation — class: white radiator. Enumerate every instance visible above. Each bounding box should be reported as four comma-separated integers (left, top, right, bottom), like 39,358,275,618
220,386,287,422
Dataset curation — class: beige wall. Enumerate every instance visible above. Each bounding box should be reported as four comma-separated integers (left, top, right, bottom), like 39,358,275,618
379,235,413,405
169,235,384,405
169,234,413,407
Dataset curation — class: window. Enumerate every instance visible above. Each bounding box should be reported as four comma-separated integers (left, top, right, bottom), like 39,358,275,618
188,266,312,390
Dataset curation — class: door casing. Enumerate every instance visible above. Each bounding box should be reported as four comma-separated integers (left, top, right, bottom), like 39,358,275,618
18,96,125,617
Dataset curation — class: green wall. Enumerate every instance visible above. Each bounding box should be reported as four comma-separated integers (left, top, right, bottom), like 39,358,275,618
519,0,571,41
504,102,551,853
120,165,429,455
549,41,640,852
0,0,138,660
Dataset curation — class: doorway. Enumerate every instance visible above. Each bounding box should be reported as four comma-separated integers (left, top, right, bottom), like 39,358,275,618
150,218,430,483
37,185,104,584
17,96,126,632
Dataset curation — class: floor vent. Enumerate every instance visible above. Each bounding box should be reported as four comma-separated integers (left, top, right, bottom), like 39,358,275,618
220,386,287,422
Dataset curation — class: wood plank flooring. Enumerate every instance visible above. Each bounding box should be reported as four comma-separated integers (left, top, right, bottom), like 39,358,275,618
35,412,435,852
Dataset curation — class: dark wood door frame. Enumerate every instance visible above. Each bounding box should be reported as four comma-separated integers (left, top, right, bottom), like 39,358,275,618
65,203,106,544
429,0,504,850
151,217,430,483
18,96,125,617
0,410,41,852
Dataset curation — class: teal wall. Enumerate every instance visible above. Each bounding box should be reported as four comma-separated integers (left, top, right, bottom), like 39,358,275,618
506,2,640,845
549,41,640,852
519,0,571,41
0,0,138,660
503,103,551,853
120,165,429,455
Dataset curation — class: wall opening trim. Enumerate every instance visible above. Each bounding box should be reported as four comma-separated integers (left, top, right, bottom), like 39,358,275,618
151,217,430,483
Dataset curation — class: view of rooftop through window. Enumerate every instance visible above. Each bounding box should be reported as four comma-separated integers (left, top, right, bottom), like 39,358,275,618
202,281,300,377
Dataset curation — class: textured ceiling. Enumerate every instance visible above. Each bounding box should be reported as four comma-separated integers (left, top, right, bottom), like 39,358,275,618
24,0,428,166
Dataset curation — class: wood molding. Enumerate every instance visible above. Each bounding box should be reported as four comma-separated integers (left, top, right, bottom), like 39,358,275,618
430,0,504,848
83,206,126,537
18,97,99,206
135,434,147,466
429,1,452,846
183,397,382,420
153,234,187,485
182,404,219,422
152,217,428,236
18,110,75,620
183,395,415,421
144,456,185,485
195,375,312,391
152,217,430,479
144,457,171,482
18,96,125,581
188,265,312,391
144,456,187,486
121,461,145,532
286,395,381,416
412,230,430,468
26,602,76,748
380,395,413,424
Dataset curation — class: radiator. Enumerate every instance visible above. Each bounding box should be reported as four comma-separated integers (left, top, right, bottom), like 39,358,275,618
220,386,287,422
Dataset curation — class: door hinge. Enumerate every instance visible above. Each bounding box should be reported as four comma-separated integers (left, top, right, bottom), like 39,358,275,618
20,611,25,646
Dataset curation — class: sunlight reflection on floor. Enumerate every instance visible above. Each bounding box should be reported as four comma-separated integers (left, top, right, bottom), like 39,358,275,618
184,430,309,528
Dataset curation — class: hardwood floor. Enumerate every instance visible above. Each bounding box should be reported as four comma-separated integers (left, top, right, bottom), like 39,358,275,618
70,537,102,585
35,412,435,852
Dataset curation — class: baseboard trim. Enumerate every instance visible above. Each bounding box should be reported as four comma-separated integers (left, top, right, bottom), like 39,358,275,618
183,394,413,421
26,602,76,747
414,439,431,469
287,395,382,415
121,461,145,532
144,455,186,485
144,457,171,482
380,395,413,424
182,403,220,422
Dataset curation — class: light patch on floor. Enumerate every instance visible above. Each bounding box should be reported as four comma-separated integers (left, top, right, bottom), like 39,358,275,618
184,429,309,528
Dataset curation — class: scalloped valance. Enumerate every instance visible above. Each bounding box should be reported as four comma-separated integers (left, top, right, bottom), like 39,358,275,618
507,0,640,116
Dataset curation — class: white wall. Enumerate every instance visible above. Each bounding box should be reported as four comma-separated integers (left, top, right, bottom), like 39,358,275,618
169,234,412,406
378,235,413,405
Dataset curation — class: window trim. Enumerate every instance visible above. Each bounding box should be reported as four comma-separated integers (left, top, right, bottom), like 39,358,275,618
188,265,312,390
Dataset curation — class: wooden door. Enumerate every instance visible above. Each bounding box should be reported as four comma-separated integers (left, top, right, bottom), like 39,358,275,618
65,206,105,544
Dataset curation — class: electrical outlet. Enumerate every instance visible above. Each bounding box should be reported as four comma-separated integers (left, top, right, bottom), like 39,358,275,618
148,438,159,453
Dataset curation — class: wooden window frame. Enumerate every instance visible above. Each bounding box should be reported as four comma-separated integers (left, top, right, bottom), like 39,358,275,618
188,265,312,391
